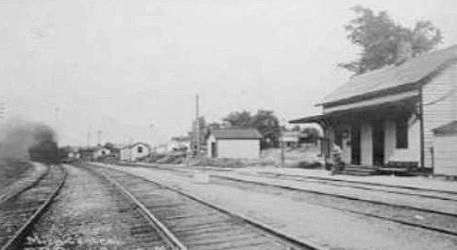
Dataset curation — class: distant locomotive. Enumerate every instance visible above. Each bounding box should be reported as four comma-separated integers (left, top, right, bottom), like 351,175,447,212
28,140,60,164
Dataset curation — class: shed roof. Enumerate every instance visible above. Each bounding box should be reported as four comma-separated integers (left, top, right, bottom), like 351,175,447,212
323,45,457,106
121,142,151,149
433,121,457,135
211,128,263,139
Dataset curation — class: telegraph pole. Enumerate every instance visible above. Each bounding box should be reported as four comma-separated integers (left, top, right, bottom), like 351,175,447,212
195,94,200,157
97,130,102,146
86,131,91,148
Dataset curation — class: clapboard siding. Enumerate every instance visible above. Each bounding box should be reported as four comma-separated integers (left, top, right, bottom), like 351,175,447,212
422,62,457,169
434,135,457,175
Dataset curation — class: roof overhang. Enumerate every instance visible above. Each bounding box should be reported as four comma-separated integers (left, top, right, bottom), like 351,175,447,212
290,90,419,125
323,89,419,114
289,114,329,124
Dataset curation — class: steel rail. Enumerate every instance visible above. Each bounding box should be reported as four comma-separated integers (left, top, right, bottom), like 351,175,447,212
93,165,327,250
1,165,68,250
0,164,50,205
212,175,457,236
256,172,457,196
87,166,188,250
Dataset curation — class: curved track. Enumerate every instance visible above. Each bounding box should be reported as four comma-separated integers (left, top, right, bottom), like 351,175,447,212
90,164,324,250
0,164,67,250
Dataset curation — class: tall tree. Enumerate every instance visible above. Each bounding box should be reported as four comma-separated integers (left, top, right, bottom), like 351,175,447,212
188,116,208,151
222,110,281,149
223,111,252,128
340,6,442,75
251,110,281,148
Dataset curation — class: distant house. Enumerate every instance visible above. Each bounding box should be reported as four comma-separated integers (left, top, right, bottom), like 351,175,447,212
281,131,313,147
207,128,262,159
120,142,151,161
93,146,111,159
79,148,96,160
291,45,457,174
170,136,191,152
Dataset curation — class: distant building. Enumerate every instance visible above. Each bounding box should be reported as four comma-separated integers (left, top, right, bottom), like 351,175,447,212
207,128,262,159
281,131,312,148
291,45,457,174
93,146,111,159
170,136,191,152
79,148,96,160
120,142,151,161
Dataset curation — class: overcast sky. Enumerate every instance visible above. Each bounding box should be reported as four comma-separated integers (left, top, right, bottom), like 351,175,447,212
1,0,456,146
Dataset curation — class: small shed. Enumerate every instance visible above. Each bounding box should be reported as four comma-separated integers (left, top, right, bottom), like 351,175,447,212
120,142,151,161
207,129,262,159
93,146,111,159
432,121,457,176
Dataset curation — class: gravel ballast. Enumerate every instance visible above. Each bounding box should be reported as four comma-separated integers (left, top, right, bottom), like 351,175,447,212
23,164,168,250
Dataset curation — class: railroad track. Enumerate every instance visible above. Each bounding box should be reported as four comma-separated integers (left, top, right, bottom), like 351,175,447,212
0,164,67,250
210,174,457,237
0,164,48,205
89,164,324,250
251,171,457,202
115,164,457,237
23,164,174,250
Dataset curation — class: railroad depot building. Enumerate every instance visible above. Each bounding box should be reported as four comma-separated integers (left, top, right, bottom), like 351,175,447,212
207,128,262,159
291,45,457,175
120,142,151,161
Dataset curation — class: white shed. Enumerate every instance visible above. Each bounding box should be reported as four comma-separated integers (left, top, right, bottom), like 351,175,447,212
93,147,111,159
120,142,151,161
207,129,262,159
433,121,457,176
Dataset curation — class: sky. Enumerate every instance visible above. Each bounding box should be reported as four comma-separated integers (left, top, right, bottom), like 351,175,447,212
1,0,456,146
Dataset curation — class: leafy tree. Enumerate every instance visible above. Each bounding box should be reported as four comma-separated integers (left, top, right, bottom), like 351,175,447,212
223,110,252,128
340,6,442,74
222,110,281,149
188,116,208,149
251,110,281,148
301,126,321,143
291,125,301,132
104,142,115,151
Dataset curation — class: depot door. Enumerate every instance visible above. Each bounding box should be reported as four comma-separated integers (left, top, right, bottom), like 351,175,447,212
211,142,217,158
372,121,385,166
351,124,361,165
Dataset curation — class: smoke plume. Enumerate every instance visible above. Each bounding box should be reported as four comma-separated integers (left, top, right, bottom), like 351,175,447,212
0,119,57,160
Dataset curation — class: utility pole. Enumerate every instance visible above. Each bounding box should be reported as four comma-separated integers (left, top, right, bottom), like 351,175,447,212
97,130,102,146
195,94,200,157
86,131,91,148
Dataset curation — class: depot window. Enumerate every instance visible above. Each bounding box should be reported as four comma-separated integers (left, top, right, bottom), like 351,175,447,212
396,117,408,149
137,146,143,153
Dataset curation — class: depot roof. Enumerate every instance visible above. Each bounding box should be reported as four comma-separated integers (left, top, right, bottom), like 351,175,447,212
322,45,457,106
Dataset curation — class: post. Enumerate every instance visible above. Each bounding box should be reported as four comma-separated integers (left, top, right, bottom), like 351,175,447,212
280,133,285,167
195,94,200,157
86,131,91,148
97,130,102,146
